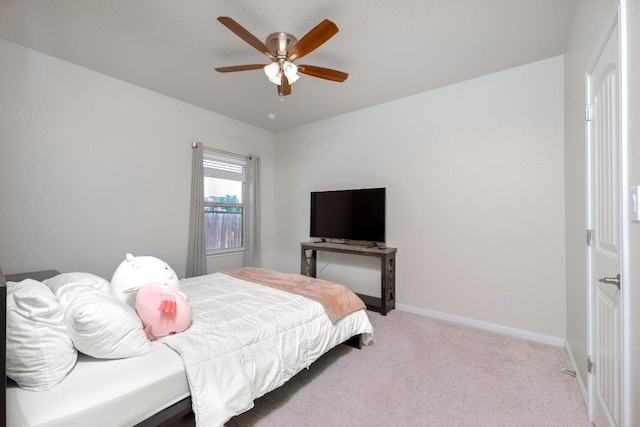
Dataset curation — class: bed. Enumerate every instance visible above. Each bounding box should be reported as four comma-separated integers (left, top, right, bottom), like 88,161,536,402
0,266,374,427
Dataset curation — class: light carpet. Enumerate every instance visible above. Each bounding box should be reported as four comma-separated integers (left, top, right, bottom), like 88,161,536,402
227,310,592,427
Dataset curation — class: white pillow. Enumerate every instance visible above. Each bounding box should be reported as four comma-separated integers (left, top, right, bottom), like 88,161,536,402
6,279,77,391
51,276,152,359
44,272,110,295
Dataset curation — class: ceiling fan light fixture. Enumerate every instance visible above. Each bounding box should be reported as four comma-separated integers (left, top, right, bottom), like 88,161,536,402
264,62,279,80
282,61,300,84
264,61,300,86
268,73,282,85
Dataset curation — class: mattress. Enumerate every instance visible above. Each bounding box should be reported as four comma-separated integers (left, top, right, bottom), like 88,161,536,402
6,341,189,427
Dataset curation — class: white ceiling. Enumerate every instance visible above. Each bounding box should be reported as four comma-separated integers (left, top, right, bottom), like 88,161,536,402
0,0,577,132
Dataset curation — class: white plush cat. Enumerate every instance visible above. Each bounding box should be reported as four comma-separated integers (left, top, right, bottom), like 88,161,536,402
110,253,180,308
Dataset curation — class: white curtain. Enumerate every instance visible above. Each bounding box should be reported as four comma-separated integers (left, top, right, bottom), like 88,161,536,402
186,142,207,277
243,155,261,267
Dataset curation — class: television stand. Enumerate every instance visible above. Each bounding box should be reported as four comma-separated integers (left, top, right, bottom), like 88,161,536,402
300,241,397,315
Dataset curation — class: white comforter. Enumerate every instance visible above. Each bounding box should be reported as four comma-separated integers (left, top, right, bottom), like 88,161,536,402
160,272,374,427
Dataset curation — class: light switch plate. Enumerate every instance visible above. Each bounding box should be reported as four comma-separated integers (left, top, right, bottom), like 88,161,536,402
631,186,640,221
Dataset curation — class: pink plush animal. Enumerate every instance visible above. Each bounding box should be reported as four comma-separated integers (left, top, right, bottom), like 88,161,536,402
134,283,192,340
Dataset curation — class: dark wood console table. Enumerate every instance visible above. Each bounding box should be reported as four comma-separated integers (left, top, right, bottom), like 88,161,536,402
300,241,397,315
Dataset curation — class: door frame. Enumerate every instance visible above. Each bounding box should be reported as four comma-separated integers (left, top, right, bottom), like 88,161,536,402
585,4,630,425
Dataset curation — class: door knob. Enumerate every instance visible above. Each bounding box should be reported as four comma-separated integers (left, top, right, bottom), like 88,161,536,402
598,274,621,289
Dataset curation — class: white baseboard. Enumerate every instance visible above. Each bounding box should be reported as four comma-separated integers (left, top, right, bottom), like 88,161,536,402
565,342,589,406
396,303,566,347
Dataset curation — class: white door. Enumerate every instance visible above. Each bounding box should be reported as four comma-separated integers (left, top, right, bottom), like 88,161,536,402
587,18,622,427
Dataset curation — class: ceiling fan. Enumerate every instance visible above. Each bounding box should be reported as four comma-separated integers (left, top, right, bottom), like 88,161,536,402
214,17,349,97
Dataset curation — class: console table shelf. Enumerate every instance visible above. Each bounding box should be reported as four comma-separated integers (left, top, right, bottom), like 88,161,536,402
300,241,397,315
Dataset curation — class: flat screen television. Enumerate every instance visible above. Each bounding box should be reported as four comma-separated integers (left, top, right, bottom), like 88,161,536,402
310,187,385,244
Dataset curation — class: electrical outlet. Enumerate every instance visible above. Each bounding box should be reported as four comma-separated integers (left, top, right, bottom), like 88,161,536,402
500,291,510,305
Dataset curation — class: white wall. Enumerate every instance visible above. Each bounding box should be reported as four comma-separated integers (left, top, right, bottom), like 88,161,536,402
0,39,276,279
563,0,617,392
274,56,567,339
0,37,569,343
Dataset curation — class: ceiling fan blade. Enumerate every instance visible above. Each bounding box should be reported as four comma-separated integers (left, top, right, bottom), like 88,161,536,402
217,16,275,57
287,19,339,60
298,65,348,82
278,75,292,96
215,64,267,73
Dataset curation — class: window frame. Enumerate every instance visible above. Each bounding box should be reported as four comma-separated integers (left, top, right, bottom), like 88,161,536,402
203,151,247,256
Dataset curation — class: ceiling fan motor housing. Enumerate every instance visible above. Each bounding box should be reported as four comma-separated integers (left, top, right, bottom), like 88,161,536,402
266,32,298,59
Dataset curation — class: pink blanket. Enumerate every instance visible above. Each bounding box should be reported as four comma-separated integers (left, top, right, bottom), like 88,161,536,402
224,267,366,323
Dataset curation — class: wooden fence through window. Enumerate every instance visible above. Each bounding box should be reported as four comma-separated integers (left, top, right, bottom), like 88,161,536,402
205,211,242,251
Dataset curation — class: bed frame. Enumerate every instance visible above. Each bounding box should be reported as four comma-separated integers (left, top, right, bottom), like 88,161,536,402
0,268,363,427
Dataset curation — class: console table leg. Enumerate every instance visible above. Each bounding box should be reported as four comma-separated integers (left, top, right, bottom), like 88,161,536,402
381,253,396,315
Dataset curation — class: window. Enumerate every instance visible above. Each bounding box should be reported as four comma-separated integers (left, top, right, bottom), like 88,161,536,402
203,151,246,255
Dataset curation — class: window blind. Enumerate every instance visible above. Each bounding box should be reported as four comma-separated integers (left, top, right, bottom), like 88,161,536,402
203,151,246,182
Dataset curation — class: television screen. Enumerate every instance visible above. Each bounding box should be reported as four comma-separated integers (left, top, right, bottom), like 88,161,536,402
310,188,385,243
